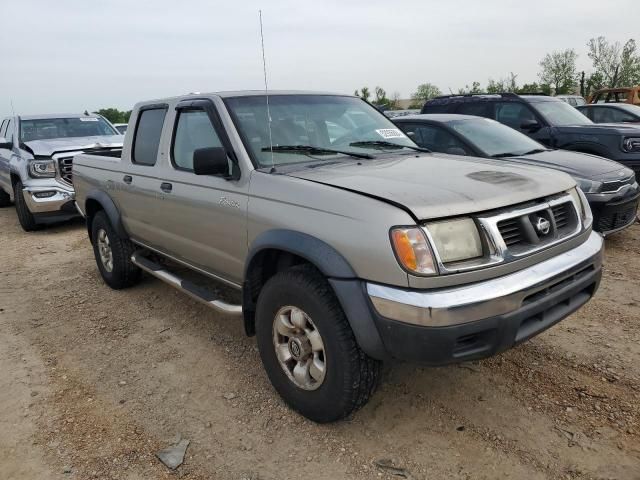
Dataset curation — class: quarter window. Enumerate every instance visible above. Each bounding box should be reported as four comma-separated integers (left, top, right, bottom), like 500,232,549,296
132,108,167,166
172,110,223,171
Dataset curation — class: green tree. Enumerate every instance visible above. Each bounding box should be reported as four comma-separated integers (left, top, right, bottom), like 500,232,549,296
457,81,482,94
94,108,130,124
587,37,640,88
360,87,371,102
538,49,578,94
410,83,442,108
486,73,519,94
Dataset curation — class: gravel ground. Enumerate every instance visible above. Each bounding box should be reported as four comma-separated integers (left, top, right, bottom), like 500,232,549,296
1,207,639,480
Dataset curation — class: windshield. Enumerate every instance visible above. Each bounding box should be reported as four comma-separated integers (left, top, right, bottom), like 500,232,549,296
449,118,545,157
20,117,118,142
534,101,593,126
224,95,417,167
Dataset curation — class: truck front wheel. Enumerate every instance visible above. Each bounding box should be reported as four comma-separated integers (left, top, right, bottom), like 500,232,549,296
91,211,141,289
14,181,38,231
255,265,380,423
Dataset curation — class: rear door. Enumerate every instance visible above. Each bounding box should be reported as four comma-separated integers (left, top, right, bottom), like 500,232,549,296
149,99,249,285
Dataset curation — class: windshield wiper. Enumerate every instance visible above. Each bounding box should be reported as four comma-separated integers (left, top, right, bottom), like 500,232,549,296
492,148,549,158
261,145,374,159
349,140,430,152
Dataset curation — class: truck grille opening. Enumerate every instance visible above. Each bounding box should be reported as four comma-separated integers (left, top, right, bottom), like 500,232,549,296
497,218,523,247
58,157,73,185
551,203,569,229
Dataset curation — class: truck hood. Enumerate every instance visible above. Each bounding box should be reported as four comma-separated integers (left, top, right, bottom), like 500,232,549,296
555,123,640,136
24,135,124,156
285,153,576,220
506,149,632,181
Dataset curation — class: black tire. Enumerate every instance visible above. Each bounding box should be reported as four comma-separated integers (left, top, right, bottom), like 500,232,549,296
14,181,38,231
0,188,11,207
91,210,141,289
255,265,381,423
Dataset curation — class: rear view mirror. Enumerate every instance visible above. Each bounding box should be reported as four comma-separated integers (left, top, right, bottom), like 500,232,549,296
446,147,467,156
0,137,11,149
520,119,541,132
193,147,229,176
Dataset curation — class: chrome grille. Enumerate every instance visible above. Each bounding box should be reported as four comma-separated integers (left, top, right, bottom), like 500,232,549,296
551,203,570,229
58,157,73,185
497,218,523,247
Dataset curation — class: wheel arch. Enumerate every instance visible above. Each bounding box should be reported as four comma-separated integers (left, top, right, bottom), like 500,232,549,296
84,190,128,242
242,230,357,336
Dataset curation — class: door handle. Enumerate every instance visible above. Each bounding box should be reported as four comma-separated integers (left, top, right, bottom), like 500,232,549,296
123,175,132,184
160,182,173,193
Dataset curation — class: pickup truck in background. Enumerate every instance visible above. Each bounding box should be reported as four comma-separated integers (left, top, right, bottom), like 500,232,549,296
73,91,603,422
0,113,123,231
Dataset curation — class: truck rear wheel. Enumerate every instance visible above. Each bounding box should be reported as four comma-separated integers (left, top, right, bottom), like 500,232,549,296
91,211,141,289
14,181,38,231
255,265,380,423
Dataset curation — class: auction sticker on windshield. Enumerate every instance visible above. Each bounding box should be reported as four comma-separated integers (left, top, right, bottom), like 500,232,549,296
375,128,406,139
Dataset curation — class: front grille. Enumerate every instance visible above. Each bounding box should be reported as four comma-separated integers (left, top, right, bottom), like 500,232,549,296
494,200,579,256
596,200,638,233
497,218,523,247
58,157,73,185
551,203,570,229
601,175,634,193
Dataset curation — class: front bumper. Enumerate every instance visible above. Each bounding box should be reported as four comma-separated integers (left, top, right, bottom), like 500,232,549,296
587,188,639,236
361,232,603,364
22,184,76,215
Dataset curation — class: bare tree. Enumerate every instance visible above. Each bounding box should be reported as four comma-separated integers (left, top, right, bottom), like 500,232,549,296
587,37,640,88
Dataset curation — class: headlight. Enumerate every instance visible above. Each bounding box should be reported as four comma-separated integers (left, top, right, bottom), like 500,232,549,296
390,227,437,275
569,187,593,227
575,177,602,194
623,137,640,152
425,218,483,263
29,159,56,178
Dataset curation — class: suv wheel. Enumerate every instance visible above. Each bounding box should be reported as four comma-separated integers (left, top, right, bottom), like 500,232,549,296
255,265,380,423
91,211,141,289
0,188,11,207
14,181,38,231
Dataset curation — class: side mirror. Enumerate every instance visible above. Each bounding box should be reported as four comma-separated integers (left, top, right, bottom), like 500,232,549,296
0,137,11,149
445,146,467,156
193,147,229,176
520,119,541,132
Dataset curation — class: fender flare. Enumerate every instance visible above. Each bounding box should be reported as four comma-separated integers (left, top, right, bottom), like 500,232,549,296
84,189,128,239
243,230,388,360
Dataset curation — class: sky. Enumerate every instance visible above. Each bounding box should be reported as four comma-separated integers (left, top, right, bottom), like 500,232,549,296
1,0,638,117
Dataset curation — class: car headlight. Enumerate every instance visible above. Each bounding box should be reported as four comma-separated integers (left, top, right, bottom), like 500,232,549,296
623,137,640,152
575,177,602,194
390,227,437,275
29,159,56,178
425,218,483,263
569,187,593,227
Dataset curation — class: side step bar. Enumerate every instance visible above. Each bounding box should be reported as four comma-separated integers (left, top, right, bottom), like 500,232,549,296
131,252,243,317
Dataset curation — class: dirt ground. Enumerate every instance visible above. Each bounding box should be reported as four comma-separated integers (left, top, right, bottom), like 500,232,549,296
1,207,639,480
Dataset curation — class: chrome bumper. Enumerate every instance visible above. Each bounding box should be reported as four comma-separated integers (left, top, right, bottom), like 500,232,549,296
22,185,75,214
367,231,603,327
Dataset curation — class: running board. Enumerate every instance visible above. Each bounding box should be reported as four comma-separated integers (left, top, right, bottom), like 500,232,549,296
131,252,243,317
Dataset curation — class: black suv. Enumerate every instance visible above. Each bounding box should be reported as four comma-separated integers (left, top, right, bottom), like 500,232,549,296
421,93,640,176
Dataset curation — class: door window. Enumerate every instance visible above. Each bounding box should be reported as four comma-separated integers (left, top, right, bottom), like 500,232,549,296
494,102,538,131
172,110,223,171
132,108,167,166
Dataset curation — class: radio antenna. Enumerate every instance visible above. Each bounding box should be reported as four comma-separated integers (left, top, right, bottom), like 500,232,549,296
10,99,15,116
259,10,275,172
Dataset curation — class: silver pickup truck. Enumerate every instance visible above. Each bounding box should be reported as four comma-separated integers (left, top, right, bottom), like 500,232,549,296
73,91,603,422
0,113,123,231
